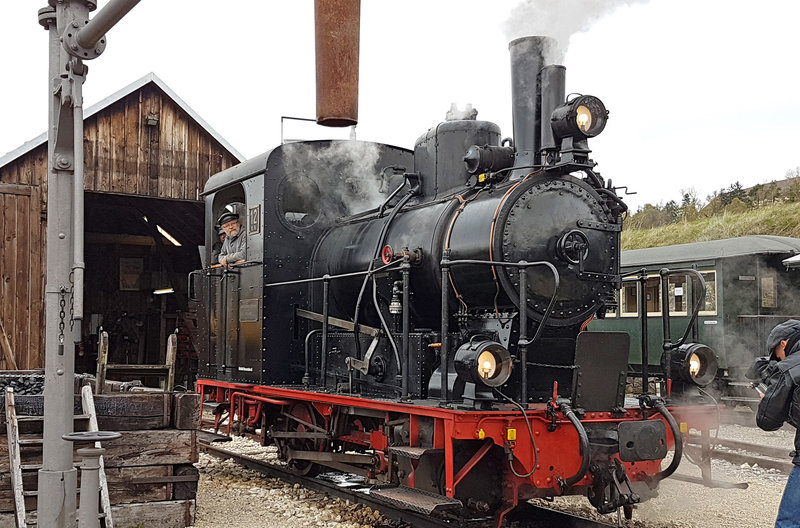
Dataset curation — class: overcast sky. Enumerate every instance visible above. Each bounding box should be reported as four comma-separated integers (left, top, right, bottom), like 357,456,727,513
1,1,799,211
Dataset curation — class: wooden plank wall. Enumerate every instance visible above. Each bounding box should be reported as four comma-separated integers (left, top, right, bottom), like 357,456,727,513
0,184,43,370
0,391,202,527
0,81,239,369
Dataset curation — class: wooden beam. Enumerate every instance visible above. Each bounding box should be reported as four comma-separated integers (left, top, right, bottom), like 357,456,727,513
0,184,31,197
85,232,156,246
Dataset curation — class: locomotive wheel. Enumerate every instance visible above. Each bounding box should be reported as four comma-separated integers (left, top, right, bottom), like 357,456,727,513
278,403,326,476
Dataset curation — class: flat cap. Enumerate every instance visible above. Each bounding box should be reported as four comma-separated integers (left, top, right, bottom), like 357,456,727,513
766,319,800,358
217,211,240,226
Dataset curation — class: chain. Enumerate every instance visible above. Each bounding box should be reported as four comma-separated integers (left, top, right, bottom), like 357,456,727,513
58,287,66,346
527,361,578,370
68,271,75,332
69,291,75,332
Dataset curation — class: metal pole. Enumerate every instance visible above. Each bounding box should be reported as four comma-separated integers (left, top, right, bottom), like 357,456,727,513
321,276,330,388
38,3,80,525
440,250,451,403
76,0,141,49
72,65,86,322
38,2,142,526
638,269,649,394
401,257,410,398
76,446,105,528
660,268,671,350
518,263,528,404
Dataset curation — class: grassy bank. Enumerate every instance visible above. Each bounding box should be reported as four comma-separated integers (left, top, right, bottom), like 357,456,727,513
622,202,800,250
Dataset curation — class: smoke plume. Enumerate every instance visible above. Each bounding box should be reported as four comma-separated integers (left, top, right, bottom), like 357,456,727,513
281,141,386,216
504,0,650,63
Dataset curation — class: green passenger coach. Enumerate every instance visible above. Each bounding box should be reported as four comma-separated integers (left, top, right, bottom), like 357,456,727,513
590,235,800,406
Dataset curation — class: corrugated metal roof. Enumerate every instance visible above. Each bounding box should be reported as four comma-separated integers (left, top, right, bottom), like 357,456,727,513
0,72,244,169
622,235,800,268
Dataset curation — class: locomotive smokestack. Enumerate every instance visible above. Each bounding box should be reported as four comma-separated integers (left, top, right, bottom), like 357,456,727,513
508,36,556,176
539,65,566,155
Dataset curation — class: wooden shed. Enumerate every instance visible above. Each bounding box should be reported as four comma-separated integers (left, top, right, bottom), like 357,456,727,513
0,73,243,373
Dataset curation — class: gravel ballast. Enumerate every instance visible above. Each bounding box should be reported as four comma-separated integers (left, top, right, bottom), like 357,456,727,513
191,424,796,528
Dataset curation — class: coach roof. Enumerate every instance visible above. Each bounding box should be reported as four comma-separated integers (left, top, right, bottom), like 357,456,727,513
622,235,800,268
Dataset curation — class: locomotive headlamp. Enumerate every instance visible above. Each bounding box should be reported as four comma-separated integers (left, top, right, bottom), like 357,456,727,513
661,343,719,387
477,350,497,379
454,340,512,387
550,95,608,140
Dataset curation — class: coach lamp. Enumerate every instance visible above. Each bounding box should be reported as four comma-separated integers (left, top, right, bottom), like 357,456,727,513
549,95,608,165
454,339,513,409
661,343,719,389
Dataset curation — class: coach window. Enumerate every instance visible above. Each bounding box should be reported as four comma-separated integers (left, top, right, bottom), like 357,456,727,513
645,276,661,315
605,291,619,318
621,282,638,316
699,271,718,315
669,275,688,315
761,274,777,308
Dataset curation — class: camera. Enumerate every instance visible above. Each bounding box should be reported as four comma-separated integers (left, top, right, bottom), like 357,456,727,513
745,356,777,397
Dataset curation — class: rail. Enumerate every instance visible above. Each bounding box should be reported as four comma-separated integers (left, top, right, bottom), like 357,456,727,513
200,440,617,528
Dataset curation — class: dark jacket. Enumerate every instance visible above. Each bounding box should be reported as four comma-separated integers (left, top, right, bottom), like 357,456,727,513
756,342,800,465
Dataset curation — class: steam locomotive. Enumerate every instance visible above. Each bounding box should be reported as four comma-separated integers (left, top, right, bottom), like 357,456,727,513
191,36,718,524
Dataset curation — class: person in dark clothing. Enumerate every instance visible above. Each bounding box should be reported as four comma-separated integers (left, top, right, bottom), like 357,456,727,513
211,225,226,264
756,319,800,527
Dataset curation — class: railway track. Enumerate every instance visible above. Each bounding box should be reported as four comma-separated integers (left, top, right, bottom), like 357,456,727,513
686,434,795,474
197,432,616,528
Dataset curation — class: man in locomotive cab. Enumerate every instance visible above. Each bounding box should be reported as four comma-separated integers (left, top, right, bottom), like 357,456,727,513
755,319,800,527
217,211,247,267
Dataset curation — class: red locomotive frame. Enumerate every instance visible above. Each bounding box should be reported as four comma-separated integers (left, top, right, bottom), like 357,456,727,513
198,379,718,524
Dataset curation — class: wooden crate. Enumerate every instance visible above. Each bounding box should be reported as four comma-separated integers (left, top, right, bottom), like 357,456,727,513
0,390,201,527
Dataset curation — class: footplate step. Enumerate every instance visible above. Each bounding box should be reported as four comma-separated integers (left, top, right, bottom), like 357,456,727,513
369,486,462,514
387,446,443,459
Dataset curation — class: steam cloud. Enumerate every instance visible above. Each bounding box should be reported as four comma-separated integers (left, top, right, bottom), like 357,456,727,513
504,0,650,63
281,141,386,215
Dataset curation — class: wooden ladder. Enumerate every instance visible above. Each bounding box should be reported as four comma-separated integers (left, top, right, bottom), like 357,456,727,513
96,330,177,394
176,311,200,356
5,386,115,527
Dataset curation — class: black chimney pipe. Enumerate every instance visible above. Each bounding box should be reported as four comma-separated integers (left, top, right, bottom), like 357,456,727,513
539,65,566,157
508,36,555,179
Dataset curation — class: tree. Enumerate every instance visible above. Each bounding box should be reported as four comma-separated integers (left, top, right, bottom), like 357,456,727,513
705,189,724,214
728,181,749,205
747,184,763,208
663,200,679,223
787,179,800,203
725,197,748,214
679,188,701,220
765,181,782,204
627,203,674,229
